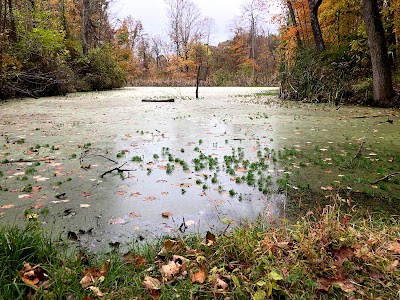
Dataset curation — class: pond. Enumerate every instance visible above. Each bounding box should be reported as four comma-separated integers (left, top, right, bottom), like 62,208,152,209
1,87,399,251
0,87,290,250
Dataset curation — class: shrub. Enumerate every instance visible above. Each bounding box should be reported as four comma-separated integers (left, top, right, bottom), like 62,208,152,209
81,44,126,90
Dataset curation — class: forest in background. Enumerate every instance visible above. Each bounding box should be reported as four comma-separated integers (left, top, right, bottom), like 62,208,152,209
0,0,399,107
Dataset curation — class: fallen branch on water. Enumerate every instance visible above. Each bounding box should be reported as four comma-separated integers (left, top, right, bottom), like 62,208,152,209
95,155,118,164
100,162,135,178
0,157,56,164
347,124,372,168
371,172,400,184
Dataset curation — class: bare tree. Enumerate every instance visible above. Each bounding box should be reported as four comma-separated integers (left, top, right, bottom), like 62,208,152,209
165,0,203,72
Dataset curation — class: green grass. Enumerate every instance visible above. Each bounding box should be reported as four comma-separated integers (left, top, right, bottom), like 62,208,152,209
1,202,399,299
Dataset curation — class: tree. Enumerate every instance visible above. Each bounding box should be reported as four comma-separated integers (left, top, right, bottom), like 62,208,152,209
361,0,396,107
165,0,204,73
307,0,325,53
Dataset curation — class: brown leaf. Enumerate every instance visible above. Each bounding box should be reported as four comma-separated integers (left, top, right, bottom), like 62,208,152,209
100,259,110,277
30,204,44,210
80,273,94,288
388,242,400,254
129,212,141,218
122,252,147,266
115,191,126,195
0,204,15,209
88,286,103,297
162,212,171,218
21,277,40,290
331,280,357,293
32,185,42,194
158,240,181,256
143,275,161,300
161,255,188,282
161,260,181,281
214,275,229,293
317,277,331,291
145,196,156,201
206,231,216,246
190,265,207,284
386,260,399,272
131,192,142,197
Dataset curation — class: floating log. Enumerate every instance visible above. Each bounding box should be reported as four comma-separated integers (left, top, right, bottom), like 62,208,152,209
142,99,175,103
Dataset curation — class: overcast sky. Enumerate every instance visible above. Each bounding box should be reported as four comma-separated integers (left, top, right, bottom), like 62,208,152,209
110,0,255,45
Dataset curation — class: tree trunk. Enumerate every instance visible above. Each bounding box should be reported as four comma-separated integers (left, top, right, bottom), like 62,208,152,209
361,0,396,107
82,0,90,56
286,0,302,48
8,0,16,42
307,0,325,53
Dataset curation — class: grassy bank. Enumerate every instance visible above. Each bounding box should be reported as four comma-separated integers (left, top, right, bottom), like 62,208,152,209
1,199,399,299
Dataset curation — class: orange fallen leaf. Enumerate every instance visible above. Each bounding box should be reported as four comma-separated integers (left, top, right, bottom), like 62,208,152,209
190,265,207,284
131,192,142,197
162,212,171,218
115,191,126,195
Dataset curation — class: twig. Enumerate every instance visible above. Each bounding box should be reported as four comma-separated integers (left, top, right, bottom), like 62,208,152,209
370,172,399,184
100,162,134,178
95,155,118,164
347,124,372,167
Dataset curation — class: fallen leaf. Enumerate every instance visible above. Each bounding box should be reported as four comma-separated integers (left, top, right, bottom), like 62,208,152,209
388,242,400,254
386,260,399,272
31,204,44,210
214,275,229,293
161,255,188,281
81,192,92,197
158,240,182,256
143,275,161,300
145,196,156,201
88,286,103,297
162,212,171,218
18,194,32,199
80,204,90,208
161,191,169,196
129,212,141,218
190,265,206,284
131,192,142,197
1,204,15,209
206,231,216,246
115,191,126,195
122,252,147,266
321,186,334,191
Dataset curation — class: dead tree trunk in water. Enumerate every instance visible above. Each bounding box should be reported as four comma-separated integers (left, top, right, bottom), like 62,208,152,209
361,0,396,107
